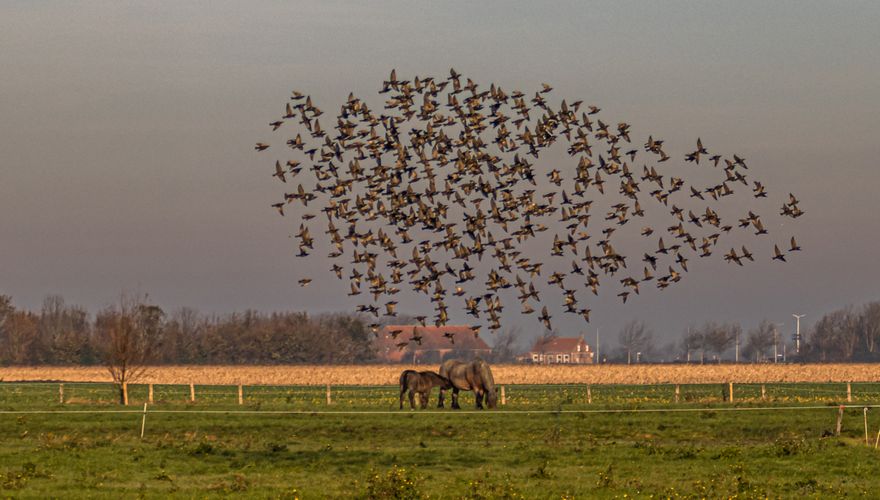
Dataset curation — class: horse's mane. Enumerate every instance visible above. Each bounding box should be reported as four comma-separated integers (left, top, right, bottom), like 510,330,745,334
473,359,496,391
420,370,450,385
473,359,497,407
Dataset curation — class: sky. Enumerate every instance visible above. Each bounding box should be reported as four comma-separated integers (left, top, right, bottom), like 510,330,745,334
2,1,879,351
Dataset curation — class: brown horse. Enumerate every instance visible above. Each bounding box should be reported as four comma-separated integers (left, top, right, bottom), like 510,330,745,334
438,358,497,409
399,370,453,409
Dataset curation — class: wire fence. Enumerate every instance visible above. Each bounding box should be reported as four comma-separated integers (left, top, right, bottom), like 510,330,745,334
6,382,880,450
2,381,879,411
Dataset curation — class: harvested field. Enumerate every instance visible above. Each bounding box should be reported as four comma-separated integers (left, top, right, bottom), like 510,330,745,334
2,363,880,385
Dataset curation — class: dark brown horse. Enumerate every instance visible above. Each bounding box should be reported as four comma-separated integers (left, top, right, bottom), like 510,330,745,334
399,370,453,409
438,358,497,409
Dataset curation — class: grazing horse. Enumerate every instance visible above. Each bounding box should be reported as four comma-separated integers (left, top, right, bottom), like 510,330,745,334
438,358,497,409
399,370,453,410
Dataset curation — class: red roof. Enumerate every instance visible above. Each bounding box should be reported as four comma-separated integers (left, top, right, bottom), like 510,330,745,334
530,336,591,354
375,325,491,362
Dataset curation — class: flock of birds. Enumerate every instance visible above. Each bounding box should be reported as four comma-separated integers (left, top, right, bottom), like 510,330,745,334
255,69,804,346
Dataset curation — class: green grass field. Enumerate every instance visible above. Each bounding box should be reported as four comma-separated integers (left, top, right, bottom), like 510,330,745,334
1,382,879,498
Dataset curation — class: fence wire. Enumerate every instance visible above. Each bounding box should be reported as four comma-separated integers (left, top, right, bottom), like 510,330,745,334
0,404,878,416
3,381,879,411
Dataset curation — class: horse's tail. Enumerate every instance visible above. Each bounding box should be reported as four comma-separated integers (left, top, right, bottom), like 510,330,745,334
399,370,414,390
476,360,497,408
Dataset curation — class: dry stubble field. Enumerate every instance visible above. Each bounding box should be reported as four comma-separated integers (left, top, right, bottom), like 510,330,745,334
2,363,879,385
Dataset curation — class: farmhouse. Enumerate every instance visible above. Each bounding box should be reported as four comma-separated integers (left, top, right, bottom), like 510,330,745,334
375,325,491,363
528,335,594,364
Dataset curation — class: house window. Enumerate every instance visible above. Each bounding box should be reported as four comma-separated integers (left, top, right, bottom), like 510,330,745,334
577,345,581,352
532,354,539,362
556,354,563,362
563,355,570,362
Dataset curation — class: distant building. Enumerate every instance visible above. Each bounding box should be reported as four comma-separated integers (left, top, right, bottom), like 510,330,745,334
528,335,594,364
375,325,491,363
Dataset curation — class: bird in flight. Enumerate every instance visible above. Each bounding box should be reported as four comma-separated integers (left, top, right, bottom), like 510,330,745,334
256,70,804,339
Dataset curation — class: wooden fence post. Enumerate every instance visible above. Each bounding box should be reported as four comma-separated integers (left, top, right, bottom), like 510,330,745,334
674,384,680,404
59,383,64,404
835,405,845,436
500,386,506,405
148,384,154,404
140,403,148,439
238,384,244,405
761,384,766,401
123,382,129,406
586,384,592,404
190,383,195,403
326,384,331,405
864,408,869,445
847,382,852,403
729,382,734,404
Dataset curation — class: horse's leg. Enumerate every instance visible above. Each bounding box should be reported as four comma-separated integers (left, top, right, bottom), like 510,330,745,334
475,390,484,409
399,386,406,410
451,388,461,409
420,392,428,409
438,388,445,408
408,390,416,410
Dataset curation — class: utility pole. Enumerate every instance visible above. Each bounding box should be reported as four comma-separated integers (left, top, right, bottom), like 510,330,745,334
735,330,740,363
595,327,600,364
792,314,805,355
773,325,778,363
773,322,785,363
686,326,691,363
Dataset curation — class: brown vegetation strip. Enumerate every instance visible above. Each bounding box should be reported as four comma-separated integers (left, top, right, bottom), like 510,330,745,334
2,364,880,386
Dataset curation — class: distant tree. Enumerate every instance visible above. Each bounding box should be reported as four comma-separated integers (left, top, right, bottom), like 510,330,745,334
531,328,557,353
0,296,15,363
95,294,164,404
744,320,777,362
0,295,13,331
809,306,859,361
319,312,375,363
490,326,521,363
617,320,653,364
161,307,201,364
702,322,740,362
858,302,880,356
0,295,41,366
38,295,92,364
681,326,704,363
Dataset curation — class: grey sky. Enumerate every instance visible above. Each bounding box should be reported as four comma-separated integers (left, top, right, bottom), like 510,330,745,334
2,1,878,348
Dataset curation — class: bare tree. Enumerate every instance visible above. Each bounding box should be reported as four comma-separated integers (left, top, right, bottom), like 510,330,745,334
743,320,776,362
0,296,40,365
617,320,653,364
38,295,91,364
702,322,740,362
681,326,704,363
0,296,15,362
490,326,521,362
810,306,859,361
531,328,558,356
858,302,880,355
161,307,201,364
95,294,164,404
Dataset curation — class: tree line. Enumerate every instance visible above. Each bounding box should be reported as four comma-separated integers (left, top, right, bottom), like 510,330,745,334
2,294,879,366
609,300,880,363
0,294,521,367
0,294,375,366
